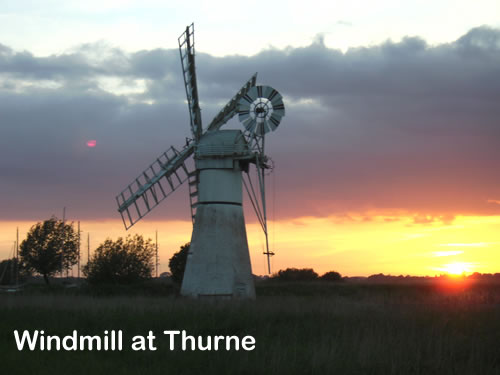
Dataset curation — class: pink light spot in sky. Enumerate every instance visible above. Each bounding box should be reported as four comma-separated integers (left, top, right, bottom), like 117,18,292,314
86,140,97,148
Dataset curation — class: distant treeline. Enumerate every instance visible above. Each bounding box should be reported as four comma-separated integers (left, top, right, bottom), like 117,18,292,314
364,272,500,282
267,268,343,282
259,269,500,283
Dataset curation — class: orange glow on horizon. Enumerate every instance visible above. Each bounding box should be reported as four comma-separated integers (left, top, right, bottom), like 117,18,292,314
436,262,474,276
1,214,500,277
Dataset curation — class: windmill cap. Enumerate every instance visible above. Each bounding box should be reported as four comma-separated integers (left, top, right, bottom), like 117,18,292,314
196,130,249,158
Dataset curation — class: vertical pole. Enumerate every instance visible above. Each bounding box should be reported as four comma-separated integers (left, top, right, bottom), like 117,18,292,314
61,207,66,278
260,166,272,274
155,230,159,278
9,242,15,285
77,221,80,279
87,233,90,265
15,227,19,286
257,137,273,274
261,137,270,274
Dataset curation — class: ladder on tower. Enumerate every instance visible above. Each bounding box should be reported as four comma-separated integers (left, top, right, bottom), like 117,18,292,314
188,170,199,224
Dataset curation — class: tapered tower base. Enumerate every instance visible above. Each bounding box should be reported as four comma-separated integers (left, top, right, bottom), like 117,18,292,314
180,203,256,299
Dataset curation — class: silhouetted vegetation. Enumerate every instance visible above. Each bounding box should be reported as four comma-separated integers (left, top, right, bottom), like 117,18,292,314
83,234,155,284
169,242,190,283
366,272,500,282
0,258,30,285
272,267,319,281
0,259,16,285
19,217,78,284
269,268,342,282
320,270,343,281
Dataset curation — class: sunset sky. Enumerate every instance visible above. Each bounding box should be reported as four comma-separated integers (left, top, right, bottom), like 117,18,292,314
1,0,500,276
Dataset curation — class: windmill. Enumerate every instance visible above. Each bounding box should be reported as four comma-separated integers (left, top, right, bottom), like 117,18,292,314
116,24,285,299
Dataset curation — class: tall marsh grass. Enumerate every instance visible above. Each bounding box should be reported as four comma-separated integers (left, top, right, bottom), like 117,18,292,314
1,281,499,374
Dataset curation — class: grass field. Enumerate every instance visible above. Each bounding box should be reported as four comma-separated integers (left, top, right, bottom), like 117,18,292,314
1,280,500,375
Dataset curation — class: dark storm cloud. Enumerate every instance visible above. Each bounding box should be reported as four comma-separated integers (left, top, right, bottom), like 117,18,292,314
1,26,499,221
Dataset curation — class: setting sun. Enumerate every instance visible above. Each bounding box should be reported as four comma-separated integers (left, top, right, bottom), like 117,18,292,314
440,262,472,276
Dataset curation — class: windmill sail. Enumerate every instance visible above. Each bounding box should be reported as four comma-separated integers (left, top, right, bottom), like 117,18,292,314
116,144,194,229
207,73,258,132
178,23,202,141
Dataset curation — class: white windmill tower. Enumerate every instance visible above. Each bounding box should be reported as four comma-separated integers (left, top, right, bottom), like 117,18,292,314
116,24,285,299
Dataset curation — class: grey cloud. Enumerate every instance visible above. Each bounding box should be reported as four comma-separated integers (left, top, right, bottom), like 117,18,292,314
1,26,499,222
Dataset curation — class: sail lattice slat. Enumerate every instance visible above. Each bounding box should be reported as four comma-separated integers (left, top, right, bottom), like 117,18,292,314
116,144,195,229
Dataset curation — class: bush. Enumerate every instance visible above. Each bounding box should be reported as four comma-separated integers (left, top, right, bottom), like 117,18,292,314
169,243,190,284
320,271,342,282
273,268,319,281
83,235,155,284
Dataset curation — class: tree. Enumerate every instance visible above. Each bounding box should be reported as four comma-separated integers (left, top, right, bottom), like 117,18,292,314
273,268,319,281
83,235,155,284
20,217,78,284
169,243,190,283
320,271,342,282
